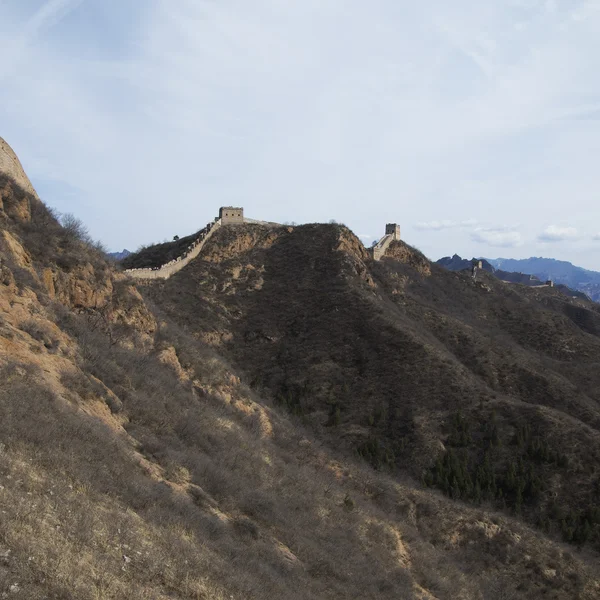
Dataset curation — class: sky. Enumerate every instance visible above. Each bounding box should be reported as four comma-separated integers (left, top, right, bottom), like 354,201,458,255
1,0,600,269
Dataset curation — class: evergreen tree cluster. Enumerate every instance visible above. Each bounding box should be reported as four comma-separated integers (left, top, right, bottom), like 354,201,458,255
423,412,595,546
356,436,398,469
516,423,569,467
546,502,600,545
275,379,309,416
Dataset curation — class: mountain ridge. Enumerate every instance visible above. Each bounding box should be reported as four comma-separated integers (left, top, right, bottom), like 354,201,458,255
108,249,131,260
437,254,592,301
486,257,600,302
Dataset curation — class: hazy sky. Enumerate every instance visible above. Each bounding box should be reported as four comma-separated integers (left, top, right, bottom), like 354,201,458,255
1,1,600,269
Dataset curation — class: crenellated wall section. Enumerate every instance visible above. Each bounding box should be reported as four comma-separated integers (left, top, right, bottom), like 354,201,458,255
123,209,285,281
125,220,222,280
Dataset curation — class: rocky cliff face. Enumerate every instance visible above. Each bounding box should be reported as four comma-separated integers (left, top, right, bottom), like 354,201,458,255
383,240,432,276
0,137,39,200
0,138,156,334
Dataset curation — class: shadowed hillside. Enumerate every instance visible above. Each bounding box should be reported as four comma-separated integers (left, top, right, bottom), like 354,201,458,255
147,223,600,551
122,232,201,269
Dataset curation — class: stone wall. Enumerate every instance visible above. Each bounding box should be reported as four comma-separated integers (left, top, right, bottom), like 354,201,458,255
244,218,281,227
372,223,401,261
372,235,393,261
385,224,401,240
125,220,222,280
219,207,244,224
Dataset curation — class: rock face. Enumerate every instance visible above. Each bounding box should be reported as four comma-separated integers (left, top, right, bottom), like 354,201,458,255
383,240,431,276
0,137,39,200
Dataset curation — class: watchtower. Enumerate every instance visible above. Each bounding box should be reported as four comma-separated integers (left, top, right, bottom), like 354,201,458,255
385,224,401,240
219,207,244,225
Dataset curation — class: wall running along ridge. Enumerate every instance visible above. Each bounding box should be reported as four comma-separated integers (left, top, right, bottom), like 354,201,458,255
125,209,405,278
124,216,284,280
372,234,394,261
125,220,222,280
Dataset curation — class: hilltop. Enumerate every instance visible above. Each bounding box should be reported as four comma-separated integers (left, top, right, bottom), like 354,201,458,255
108,249,131,261
0,137,40,200
1,137,599,598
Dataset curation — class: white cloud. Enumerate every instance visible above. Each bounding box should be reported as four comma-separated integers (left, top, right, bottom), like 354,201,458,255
415,219,478,231
416,220,458,231
471,228,523,247
537,225,580,242
593,233,600,241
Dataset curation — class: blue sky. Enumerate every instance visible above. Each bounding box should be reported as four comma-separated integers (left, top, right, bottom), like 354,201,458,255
1,0,600,269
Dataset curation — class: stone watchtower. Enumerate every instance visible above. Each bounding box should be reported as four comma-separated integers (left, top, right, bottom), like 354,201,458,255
386,224,401,240
219,207,244,225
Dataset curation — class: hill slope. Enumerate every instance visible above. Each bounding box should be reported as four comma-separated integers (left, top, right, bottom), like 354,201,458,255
146,225,600,551
1,137,600,598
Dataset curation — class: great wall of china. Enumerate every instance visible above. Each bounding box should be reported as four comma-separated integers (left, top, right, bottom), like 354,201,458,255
372,224,401,261
124,208,403,281
0,136,558,290
124,218,223,280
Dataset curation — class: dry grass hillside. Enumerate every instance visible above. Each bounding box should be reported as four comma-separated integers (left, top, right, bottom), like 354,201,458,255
1,144,599,597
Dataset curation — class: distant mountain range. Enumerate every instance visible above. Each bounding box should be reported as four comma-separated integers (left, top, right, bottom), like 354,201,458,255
437,254,592,301
108,249,131,261
486,257,600,302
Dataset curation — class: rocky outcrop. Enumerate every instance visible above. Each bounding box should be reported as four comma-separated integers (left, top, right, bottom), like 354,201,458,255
0,137,39,223
384,240,432,276
201,224,286,264
336,227,376,287
0,137,38,200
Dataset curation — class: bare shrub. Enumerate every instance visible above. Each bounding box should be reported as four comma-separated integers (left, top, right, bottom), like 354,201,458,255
61,213,92,246
20,319,60,352
233,515,260,540
239,489,276,521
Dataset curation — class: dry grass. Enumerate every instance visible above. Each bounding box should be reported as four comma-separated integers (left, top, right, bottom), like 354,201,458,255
2,311,598,599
